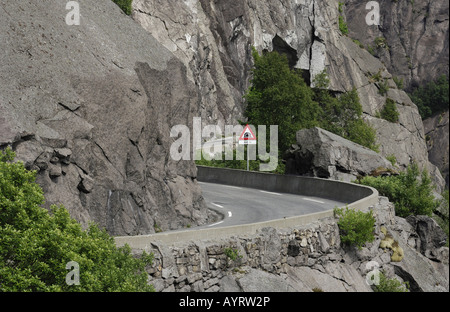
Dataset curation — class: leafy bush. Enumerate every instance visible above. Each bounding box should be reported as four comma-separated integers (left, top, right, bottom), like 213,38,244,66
358,163,440,218
409,75,449,119
224,248,242,262
244,50,379,156
0,148,153,292
339,16,349,35
379,98,400,123
393,76,404,89
375,37,389,50
386,154,398,167
378,79,390,96
374,272,409,292
314,81,379,152
334,206,376,250
112,0,133,15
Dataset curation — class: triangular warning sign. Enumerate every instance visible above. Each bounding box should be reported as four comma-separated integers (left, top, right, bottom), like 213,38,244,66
239,125,257,145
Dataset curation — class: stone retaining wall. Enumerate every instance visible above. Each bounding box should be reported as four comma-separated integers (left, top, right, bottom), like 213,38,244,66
141,216,342,292
128,196,449,292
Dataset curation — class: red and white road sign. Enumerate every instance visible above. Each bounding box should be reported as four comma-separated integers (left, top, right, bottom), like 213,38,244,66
239,125,257,145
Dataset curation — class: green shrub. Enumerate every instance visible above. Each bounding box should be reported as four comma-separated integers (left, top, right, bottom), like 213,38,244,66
393,76,404,89
339,16,349,35
380,98,400,123
0,148,153,292
409,75,449,119
358,163,440,218
374,272,409,292
378,79,390,96
224,248,242,262
386,154,397,167
334,206,376,250
112,0,133,15
313,73,379,152
343,116,379,153
244,49,378,164
367,45,376,56
375,37,389,50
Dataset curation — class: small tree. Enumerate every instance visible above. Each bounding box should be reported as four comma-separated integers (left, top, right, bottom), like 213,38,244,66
244,48,321,152
380,98,400,123
334,206,376,250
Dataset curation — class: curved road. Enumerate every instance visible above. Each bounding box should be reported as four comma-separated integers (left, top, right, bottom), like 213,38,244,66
196,182,346,230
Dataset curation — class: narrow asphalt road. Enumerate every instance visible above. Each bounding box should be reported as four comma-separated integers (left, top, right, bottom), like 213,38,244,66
195,182,346,229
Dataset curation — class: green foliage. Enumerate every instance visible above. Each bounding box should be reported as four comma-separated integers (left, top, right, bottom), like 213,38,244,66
386,154,398,167
409,75,449,119
195,146,286,175
339,16,349,35
245,48,320,152
374,272,409,292
352,39,365,49
393,76,404,89
379,98,400,123
334,206,376,250
224,248,242,262
375,37,389,50
112,0,133,15
0,148,153,292
314,81,379,152
345,119,379,152
370,70,383,83
244,50,379,155
337,3,348,35
357,163,440,218
378,79,390,96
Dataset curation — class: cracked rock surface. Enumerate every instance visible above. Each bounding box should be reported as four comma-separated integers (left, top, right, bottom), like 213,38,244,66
132,0,445,191
0,0,218,235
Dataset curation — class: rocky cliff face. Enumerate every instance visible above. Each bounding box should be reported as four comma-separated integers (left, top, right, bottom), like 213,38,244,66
132,0,445,191
345,0,449,91
1,0,446,236
0,0,217,235
424,111,449,187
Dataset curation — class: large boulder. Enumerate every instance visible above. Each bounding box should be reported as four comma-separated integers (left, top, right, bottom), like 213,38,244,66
0,0,217,235
284,127,396,182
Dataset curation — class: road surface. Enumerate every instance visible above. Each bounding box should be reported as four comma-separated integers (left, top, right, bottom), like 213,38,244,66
196,182,346,229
